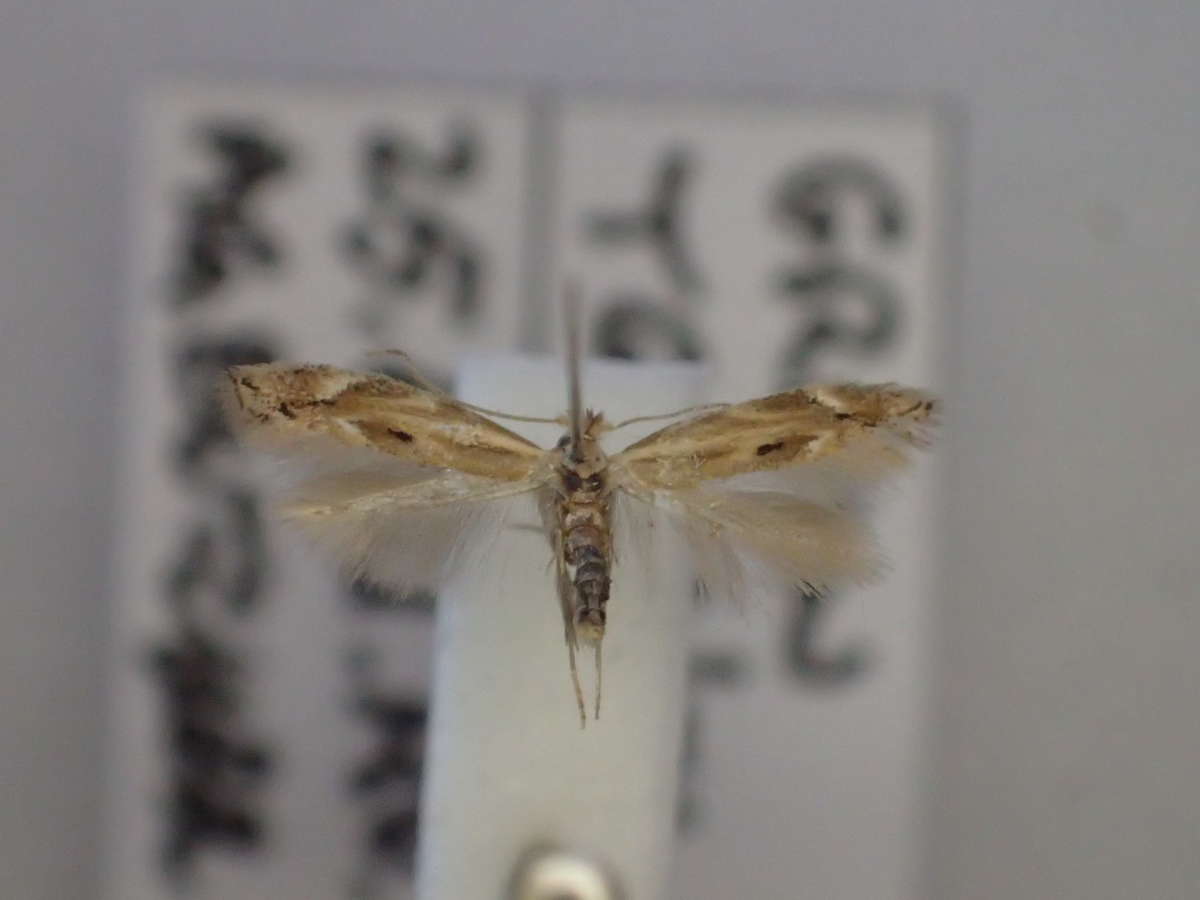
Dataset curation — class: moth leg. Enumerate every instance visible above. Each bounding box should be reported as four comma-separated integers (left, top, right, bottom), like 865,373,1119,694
508,523,547,536
567,635,586,729
555,529,587,728
607,401,731,432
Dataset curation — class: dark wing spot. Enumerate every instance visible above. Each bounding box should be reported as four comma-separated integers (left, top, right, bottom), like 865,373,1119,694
278,402,296,419
388,428,414,443
756,441,785,456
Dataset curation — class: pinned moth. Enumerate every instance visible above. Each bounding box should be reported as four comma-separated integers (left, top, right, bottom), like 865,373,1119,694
222,311,936,727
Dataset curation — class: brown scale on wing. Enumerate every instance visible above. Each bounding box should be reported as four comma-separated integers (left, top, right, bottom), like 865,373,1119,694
224,362,545,482
612,383,938,489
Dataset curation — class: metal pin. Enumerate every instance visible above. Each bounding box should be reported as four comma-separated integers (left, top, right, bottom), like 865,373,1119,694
507,845,624,900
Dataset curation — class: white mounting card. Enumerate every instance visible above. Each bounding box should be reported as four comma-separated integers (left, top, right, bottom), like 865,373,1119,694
109,81,946,900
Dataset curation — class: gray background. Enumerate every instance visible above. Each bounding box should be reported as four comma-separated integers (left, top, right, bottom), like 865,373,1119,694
3,3,1198,898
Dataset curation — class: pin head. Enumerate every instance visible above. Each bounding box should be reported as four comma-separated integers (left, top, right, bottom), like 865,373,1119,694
508,846,623,900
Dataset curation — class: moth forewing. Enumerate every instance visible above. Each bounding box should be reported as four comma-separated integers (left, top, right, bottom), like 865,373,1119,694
223,361,548,481
613,382,937,490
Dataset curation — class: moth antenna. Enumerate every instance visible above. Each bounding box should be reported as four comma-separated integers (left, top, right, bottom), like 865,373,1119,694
593,642,603,721
366,349,446,395
563,279,584,461
609,401,732,431
473,408,564,426
369,348,562,425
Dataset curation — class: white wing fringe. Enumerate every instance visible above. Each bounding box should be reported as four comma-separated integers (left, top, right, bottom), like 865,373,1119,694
243,435,540,596
616,485,884,610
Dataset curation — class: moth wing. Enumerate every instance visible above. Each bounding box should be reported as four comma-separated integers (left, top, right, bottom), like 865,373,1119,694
611,383,937,501
223,362,546,481
222,362,552,593
614,483,880,608
610,383,937,604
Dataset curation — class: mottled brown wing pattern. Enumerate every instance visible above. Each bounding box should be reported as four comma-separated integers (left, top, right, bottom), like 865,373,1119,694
611,383,937,490
223,362,547,482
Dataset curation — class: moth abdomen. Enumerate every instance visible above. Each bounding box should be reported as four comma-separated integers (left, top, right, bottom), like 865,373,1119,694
556,442,615,651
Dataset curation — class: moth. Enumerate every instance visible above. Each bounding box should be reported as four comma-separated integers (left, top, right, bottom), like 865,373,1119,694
222,319,936,726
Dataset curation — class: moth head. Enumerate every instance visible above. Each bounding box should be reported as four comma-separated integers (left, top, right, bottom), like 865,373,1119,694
575,607,606,644
555,424,609,473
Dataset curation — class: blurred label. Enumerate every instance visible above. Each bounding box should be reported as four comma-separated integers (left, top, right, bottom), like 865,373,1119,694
108,81,945,900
